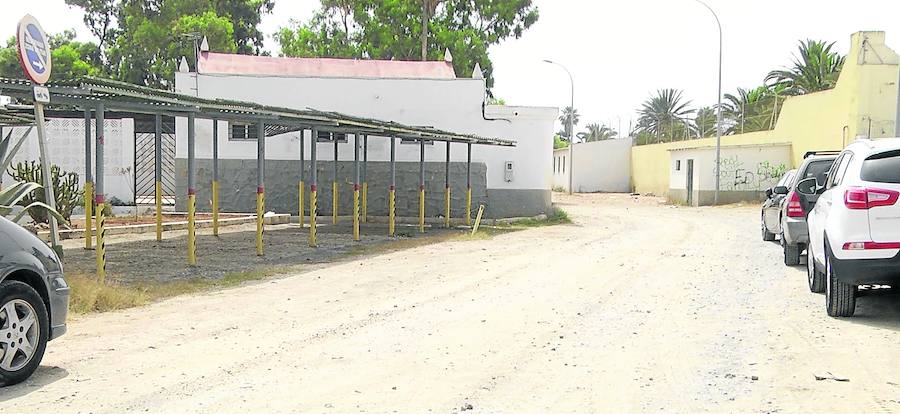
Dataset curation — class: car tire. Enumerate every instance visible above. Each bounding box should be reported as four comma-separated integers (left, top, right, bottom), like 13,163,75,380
783,239,801,266
761,220,775,242
807,249,825,293
824,246,856,317
0,280,49,387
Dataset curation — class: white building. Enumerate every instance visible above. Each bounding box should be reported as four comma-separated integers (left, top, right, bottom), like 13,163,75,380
552,138,633,193
172,51,557,218
668,143,792,206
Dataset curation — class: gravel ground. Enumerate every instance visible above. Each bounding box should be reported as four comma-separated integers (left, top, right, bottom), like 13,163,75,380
2,193,898,412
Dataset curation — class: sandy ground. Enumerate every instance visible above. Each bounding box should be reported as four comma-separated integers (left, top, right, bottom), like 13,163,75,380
1,193,898,412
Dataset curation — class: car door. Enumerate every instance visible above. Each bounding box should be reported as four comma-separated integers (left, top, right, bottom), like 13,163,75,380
809,153,852,264
796,158,836,214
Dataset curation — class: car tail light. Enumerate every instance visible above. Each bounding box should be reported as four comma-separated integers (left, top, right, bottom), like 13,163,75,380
844,187,900,210
786,191,805,217
843,241,900,250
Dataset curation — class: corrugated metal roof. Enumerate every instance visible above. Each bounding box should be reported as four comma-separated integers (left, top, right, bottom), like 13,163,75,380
199,52,457,80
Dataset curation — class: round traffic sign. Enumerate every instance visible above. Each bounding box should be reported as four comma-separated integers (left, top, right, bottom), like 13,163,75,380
16,15,52,85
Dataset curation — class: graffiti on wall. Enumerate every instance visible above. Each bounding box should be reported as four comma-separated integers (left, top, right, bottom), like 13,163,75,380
715,156,788,191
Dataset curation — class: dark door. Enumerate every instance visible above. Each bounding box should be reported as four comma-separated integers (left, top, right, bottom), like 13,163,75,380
686,159,694,205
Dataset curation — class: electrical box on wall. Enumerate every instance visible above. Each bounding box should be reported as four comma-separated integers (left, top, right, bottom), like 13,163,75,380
504,161,514,182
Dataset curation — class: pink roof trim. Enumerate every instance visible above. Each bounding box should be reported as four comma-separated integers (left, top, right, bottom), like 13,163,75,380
198,52,457,79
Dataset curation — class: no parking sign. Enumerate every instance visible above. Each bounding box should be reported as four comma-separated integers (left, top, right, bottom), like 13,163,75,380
16,14,52,85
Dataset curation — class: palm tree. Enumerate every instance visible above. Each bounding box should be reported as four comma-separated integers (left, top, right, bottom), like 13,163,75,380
694,107,717,138
723,85,787,134
765,40,845,95
636,89,695,142
558,106,580,140
577,123,617,142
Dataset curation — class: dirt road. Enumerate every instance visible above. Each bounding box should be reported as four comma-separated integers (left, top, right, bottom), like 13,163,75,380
2,194,898,412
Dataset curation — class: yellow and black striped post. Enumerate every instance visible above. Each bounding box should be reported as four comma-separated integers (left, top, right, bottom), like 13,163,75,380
388,136,396,236
309,129,319,247
361,134,368,223
186,113,197,265
84,181,93,248
83,109,94,249
418,139,426,233
94,104,106,282
256,122,266,256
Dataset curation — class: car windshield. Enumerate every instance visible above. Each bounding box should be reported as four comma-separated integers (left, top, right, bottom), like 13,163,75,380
861,150,900,183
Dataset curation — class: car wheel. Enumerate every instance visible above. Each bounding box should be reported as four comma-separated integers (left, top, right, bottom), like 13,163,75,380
825,247,856,317
761,219,775,241
0,280,49,387
783,239,800,266
806,248,825,293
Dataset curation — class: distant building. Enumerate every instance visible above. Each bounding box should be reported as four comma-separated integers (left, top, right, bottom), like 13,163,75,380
174,51,557,218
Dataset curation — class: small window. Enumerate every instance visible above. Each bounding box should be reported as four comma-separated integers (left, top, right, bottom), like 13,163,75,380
316,131,349,143
229,123,259,141
860,150,900,183
675,160,681,171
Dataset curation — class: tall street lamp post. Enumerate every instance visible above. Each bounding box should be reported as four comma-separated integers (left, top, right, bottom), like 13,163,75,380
544,59,575,195
694,0,723,205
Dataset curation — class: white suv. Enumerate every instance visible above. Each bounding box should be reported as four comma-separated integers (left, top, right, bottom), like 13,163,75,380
803,139,900,317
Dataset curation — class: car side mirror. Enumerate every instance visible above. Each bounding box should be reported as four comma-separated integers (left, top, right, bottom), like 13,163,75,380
765,188,773,198
773,186,789,195
796,178,817,196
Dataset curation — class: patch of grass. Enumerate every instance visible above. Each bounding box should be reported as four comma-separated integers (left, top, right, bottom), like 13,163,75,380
498,207,572,228
67,267,289,315
552,185,567,193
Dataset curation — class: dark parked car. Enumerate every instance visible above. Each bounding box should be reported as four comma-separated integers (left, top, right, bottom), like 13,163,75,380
0,216,69,386
760,152,838,266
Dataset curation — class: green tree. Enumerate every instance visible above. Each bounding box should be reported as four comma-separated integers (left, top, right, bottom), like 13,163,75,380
636,89,694,142
693,106,716,138
64,0,120,63
765,40,845,95
0,31,102,80
577,123,617,142
723,85,785,134
553,134,568,149
276,0,539,90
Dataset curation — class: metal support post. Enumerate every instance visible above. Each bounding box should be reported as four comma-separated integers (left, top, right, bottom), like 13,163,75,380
466,143,472,226
333,136,339,224
299,131,305,226
187,113,197,266
155,114,163,241
353,134,360,241
212,118,219,236
94,103,106,282
389,136,396,236
309,128,318,247
34,104,59,250
444,141,451,228
362,135,368,223
256,122,265,256
419,139,425,233
84,109,93,248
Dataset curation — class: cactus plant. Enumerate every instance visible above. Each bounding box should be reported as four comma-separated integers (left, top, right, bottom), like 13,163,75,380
8,161,83,224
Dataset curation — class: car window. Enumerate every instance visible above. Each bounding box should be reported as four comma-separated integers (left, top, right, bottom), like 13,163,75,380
776,171,794,187
798,159,835,186
861,149,900,183
825,153,852,189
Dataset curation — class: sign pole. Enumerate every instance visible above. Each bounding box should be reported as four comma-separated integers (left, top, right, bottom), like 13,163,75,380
33,101,59,249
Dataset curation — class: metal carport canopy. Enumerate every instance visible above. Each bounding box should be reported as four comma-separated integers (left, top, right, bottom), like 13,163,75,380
0,76,516,147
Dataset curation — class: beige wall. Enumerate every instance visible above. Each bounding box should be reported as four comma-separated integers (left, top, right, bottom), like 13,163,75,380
632,31,900,196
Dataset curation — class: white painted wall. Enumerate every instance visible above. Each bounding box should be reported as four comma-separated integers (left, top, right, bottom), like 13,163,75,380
2,118,135,203
174,72,557,192
552,138,633,193
669,144,792,192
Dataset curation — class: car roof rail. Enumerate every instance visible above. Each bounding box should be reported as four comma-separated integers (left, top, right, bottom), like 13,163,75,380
803,150,841,159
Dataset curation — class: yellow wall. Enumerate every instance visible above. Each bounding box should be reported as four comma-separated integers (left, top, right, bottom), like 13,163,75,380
632,31,900,196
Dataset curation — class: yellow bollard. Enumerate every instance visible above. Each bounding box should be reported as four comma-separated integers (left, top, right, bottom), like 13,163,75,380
362,182,368,223
419,186,426,233
332,181,339,224
298,180,304,227
445,186,451,228
466,187,472,226
212,180,219,236
309,186,318,247
155,181,162,241
95,197,105,283
388,187,395,236
84,181,93,249
256,189,264,256
187,192,197,265
353,185,360,241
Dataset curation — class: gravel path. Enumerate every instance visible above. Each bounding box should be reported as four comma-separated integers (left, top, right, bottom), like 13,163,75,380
2,193,898,412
